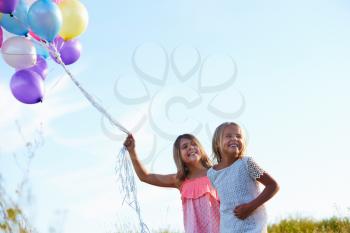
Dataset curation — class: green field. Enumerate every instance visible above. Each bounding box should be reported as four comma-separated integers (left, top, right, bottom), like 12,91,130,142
111,217,350,233
268,217,350,233
1,203,350,233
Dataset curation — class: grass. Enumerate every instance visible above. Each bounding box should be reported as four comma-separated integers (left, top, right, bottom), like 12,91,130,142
1,204,350,233
112,217,350,233
113,217,350,233
268,217,350,233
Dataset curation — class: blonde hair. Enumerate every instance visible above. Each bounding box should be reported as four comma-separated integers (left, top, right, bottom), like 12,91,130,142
212,122,246,163
173,134,212,181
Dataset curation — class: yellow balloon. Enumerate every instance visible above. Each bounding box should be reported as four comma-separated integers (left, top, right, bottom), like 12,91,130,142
58,0,88,40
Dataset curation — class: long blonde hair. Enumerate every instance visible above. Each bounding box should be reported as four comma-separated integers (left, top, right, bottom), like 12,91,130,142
173,134,212,181
212,122,246,163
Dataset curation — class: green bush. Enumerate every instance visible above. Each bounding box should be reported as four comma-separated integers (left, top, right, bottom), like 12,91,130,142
268,217,350,233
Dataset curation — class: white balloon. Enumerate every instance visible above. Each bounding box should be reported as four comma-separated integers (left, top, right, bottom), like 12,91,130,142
1,28,17,40
25,0,37,6
1,36,37,69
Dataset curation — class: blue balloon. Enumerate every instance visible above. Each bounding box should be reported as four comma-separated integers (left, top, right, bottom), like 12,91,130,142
32,39,50,59
0,0,29,36
27,0,62,42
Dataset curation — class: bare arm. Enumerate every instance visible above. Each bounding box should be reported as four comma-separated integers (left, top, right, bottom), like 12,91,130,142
124,134,179,188
234,172,279,219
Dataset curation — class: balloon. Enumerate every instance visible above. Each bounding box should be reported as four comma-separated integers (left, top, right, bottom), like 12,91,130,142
1,36,37,69
26,0,63,6
32,39,49,58
25,0,37,6
52,38,81,65
49,36,63,61
0,0,19,14
58,0,88,40
28,0,64,4
52,35,64,50
28,0,62,42
0,27,3,48
0,0,29,36
10,69,44,104
60,39,81,65
25,55,48,79
29,30,41,41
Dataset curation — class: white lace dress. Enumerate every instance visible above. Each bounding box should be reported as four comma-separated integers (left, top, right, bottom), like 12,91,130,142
207,156,267,233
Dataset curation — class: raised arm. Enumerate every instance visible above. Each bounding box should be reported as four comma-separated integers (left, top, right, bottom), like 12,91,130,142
123,134,179,188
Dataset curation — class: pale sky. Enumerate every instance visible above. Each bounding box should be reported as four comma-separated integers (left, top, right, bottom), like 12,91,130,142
1,0,350,232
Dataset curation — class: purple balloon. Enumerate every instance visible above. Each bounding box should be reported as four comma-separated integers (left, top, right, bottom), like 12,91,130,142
0,0,19,13
60,39,82,65
10,69,45,104
26,56,48,79
53,36,64,50
51,39,82,65
50,36,64,62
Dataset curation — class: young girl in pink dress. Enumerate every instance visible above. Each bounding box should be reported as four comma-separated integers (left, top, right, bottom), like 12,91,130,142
124,134,220,233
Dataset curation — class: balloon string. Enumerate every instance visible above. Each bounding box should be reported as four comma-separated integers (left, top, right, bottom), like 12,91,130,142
116,148,151,233
49,45,151,232
6,12,151,233
56,51,130,134
26,38,151,232
30,38,130,135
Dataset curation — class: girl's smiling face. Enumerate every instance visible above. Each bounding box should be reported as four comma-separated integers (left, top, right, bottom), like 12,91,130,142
220,124,244,159
179,138,201,164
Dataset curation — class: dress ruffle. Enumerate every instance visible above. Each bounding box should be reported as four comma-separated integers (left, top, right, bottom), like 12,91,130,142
180,176,219,200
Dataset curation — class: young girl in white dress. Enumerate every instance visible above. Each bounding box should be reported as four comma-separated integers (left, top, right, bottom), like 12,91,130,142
207,122,279,233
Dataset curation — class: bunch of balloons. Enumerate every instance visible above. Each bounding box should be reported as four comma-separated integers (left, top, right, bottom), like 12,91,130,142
0,0,88,104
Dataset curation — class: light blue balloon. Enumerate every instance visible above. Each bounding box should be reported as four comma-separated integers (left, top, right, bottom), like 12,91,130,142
0,0,29,36
32,39,50,59
27,0,62,42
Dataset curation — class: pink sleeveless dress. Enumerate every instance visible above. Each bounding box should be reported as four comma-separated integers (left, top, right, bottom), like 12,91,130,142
180,176,220,233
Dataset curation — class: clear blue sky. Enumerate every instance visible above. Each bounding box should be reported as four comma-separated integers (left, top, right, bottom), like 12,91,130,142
1,0,350,232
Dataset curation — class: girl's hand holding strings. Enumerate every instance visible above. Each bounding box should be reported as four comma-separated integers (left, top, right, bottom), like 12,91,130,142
124,134,135,152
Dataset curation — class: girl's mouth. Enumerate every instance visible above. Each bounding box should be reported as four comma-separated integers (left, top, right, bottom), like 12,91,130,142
188,152,198,160
229,144,239,149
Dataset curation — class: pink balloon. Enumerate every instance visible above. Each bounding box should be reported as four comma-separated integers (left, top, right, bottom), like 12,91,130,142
0,27,3,48
1,36,37,69
29,30,42,41
52,0,63,4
